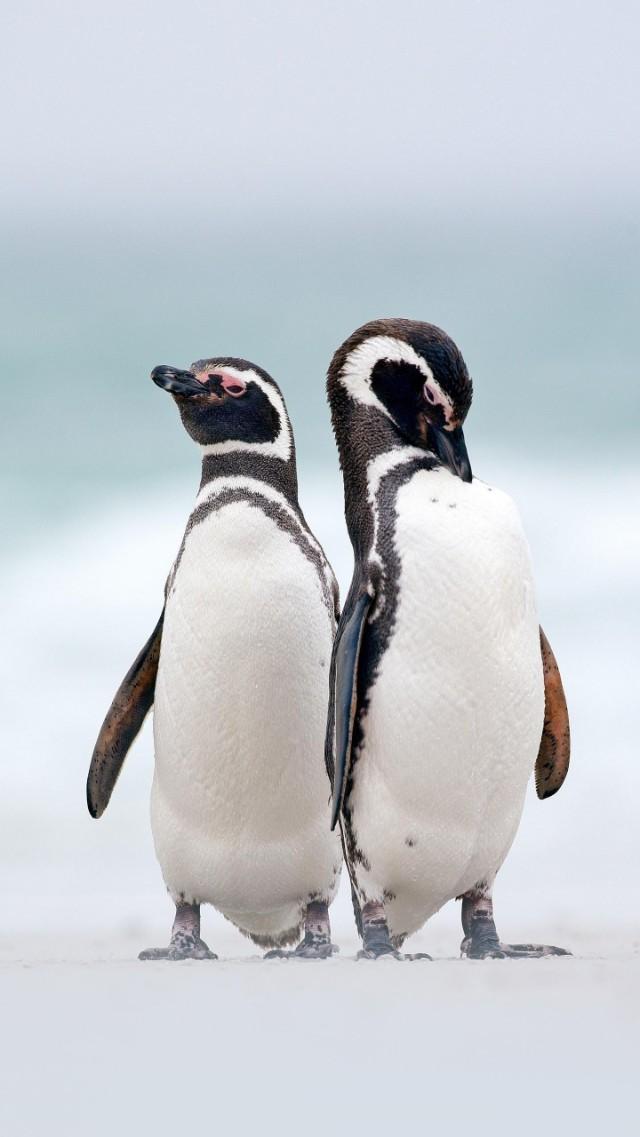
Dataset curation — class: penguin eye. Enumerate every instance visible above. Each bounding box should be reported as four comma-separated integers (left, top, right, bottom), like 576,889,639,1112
207,372,248,398
423,383,437,405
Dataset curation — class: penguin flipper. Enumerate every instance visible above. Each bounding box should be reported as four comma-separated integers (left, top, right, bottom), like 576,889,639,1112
329,590,373,830
87,610,164,818
535,627,570,800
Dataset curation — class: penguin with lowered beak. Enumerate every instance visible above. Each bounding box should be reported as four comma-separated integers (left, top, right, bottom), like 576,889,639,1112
326,319,570,959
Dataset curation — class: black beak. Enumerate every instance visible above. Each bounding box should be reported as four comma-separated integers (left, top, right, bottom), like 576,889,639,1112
431,425,473,482
151,365,207,398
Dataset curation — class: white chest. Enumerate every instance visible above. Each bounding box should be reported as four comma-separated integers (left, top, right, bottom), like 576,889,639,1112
350,468,544,925
153,499,333,834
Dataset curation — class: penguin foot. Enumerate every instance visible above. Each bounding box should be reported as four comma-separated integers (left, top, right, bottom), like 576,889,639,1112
264,899,337,960
264,940,338,960
357,945,402,960
499,943,570,958
460,905,571,960
358,900,431,960
139,901,217,961
461,938,570,960
292,936,339,959
356,946,431,961
139,933,217,961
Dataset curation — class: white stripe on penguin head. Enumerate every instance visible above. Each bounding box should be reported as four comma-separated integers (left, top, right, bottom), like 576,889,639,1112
199,367,293,461
339,335,455,427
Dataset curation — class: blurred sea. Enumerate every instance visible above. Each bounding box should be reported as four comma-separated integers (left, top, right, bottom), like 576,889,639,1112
2,209,639,548
1,210,639,942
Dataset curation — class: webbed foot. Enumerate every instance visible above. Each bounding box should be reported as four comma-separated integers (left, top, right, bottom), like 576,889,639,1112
139,900,217,961
357,944,402,960
461,934,570,960
263,899,337,960
292,937,339,959
357,900,431,960
139,935,217,962
264,941,338,960
356,946,431,961
460,892,571,960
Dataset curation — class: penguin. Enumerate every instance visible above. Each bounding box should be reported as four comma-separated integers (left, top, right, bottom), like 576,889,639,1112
88,357,342,959
325,318,571,959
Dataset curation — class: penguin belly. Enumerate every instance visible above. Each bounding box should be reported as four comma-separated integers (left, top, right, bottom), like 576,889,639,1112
151,498,340,946
350,467,544,940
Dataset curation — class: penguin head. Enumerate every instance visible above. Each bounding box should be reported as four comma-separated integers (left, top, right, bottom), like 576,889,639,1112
327,318,473,481
151,357,293,461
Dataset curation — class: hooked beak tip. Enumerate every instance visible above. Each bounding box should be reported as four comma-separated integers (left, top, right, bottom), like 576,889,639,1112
431,425,473,483
150,364,179,388
458,457,473,483
150,365,207,398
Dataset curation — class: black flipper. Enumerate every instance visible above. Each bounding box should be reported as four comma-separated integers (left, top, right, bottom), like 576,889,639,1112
535,627,571,800
329,590,373,830
87,611,164,818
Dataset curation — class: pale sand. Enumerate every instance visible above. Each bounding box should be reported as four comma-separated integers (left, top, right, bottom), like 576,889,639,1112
1,892,638,1137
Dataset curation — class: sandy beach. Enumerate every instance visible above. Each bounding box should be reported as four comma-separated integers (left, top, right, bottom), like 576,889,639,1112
2,906,637,1137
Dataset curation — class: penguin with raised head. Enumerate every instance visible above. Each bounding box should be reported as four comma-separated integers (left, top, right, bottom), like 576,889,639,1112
325,318,571,959
88,357,341,959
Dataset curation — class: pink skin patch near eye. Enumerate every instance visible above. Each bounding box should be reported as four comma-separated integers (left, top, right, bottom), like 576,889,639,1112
423,381,454,426
194,370,248,397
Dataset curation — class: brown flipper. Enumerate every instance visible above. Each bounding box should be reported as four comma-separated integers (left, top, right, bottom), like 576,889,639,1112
535,627,570,800
87,611,164,818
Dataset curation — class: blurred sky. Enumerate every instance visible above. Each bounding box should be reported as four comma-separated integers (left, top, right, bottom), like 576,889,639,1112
2,0,639,220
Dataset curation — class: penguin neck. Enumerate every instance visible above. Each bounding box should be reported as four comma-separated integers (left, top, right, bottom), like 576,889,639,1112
199,449,299,505
336,407,436,561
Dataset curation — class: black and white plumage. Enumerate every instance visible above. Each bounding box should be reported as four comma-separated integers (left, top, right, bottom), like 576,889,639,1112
88,358,341,959
326,318,570,959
